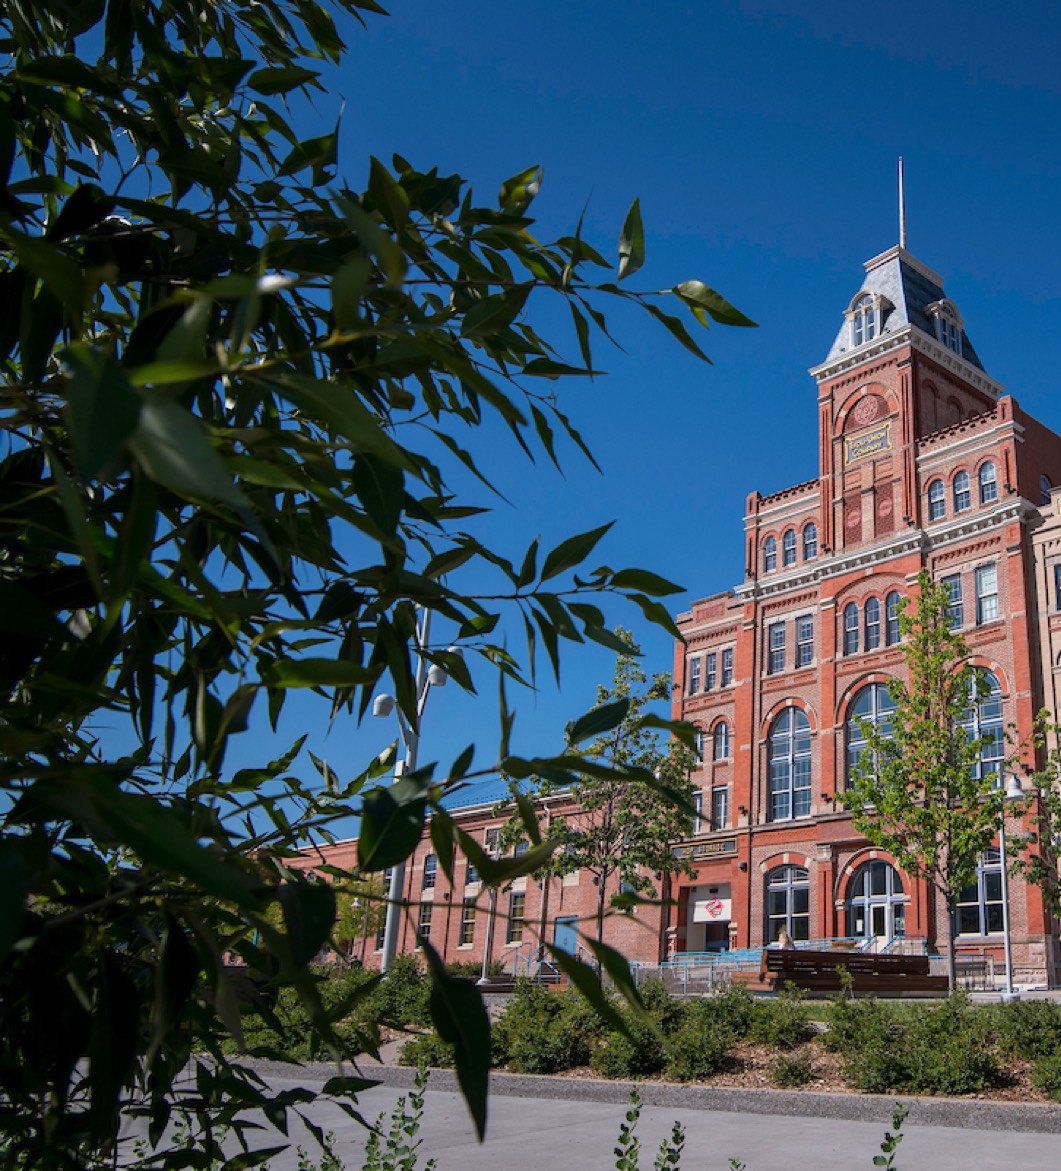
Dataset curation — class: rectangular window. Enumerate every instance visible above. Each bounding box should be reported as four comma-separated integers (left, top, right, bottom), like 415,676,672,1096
1055,564,1061,611
976,564,999,625
705,652,717,691
721,648,734,688
422,853,437,891
506,891,526,944
376,868,393,950
711,786,728,831
692,789,703,835
484,827,501,855
465,860,479,886
768,622,785,674
460,899,476,946
942,574,963,629
795,615,814,668
688,656,701,694
417,901,433,940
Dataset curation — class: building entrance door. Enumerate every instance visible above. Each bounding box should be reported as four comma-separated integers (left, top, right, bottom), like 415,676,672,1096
848,860,905,949
553,916,578,955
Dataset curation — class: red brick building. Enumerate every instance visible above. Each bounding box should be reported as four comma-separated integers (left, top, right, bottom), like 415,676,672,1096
670,243,1061,986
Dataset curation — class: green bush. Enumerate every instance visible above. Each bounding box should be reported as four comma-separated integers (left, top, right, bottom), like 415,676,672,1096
398,1033,455,1069
990,999,1061,1060
373,954,431,1028
492,982,598,1074
772,1052,814,1088
1032,1051,1061,1098
665,1000,732,1080
591,1018,666,1081
748,990,810,1050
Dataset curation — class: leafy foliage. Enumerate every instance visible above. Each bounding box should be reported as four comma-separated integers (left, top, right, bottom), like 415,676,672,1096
0,0,756,1163
840,570,1018,991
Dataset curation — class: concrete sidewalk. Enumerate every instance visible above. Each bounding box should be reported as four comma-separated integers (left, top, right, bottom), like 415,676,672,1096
247,1067,1061,1171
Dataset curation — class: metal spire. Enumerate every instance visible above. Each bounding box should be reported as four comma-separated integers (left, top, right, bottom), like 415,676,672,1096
898,156,907,250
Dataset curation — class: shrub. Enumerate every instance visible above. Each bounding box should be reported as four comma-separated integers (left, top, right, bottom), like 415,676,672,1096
491,982,597,1074
748,989,810,1050
373,954,431,1028
665,1000,732,1080
991,1000,1061,1060
1032,1051,1061,1098
771,1052,813,1087
398,1033,455,1069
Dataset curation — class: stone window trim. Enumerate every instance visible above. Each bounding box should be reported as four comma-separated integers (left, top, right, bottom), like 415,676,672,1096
763,534,778,573
978,461,998,505
846,291,890,348
767,706,813,822
927,478,946,521
953,469,972,513
782,528,798,566
955,848,1004,937
803,521,819,561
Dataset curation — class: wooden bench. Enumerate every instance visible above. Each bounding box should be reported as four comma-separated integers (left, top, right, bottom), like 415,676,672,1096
734,947,950,996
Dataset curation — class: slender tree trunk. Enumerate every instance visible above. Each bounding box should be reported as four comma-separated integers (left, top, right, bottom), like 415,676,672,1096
596,867,608,946
945,895,957,994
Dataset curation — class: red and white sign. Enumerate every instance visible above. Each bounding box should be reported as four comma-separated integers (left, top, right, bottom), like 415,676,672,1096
692,897,732,923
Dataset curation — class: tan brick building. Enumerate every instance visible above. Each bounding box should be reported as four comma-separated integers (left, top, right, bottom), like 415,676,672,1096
670,243,1061,987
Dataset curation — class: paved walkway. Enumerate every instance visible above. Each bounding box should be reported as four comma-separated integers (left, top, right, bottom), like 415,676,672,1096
238,1062,1061,1171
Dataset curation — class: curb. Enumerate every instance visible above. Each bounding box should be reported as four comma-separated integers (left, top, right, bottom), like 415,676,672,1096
251,1060,1061,1135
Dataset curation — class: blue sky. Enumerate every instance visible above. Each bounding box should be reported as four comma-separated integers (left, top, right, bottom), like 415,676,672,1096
190,0,1061,825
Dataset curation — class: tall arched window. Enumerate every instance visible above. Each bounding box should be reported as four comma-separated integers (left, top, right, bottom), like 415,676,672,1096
847,860,905,942
803,522,818,561
864,597,881,651
845,683,896,786
978,462,998,505
843,602,859,656
953,470,971,513
782,528,797,567
959,669,1004,784
712,721,731,762
928,479,945,521
763,535,777,573
766,866,810,943
768,707,812,821
885,591,902,645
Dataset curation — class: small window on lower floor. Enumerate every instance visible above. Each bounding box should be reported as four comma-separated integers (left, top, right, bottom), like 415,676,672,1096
506,891,526,944
955,849,1003,936
460,899,476,946
417,902,433,941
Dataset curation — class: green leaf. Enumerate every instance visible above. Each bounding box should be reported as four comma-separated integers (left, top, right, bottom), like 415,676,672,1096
0,581,67,638
540,523,612,582
0,842,27,963
422,942,490,1140
498,163,542,214
0,223,85,321
460,285,531,338
586,938,645,1013
608,568,684,596
248,66,321,95
367,156,410,230
567,697,630,746
261,658,379,689
279,881,337,970
351,454,404,538
617,197,645,282
358,781,428,872
634,714,698,750
61,345,142,480
545,947,633,1038
674,280,757,327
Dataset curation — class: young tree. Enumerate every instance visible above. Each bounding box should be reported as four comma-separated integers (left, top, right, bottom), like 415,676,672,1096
841,570,1016,992
0,2,751,1163
503,631,696,946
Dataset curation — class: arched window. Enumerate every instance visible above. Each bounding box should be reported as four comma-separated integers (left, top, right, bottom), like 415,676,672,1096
953,470,971,513
851,293,879,346
847,860,905,942
803,522,818,561
782,528,797,567
712,721,730,762
978,462,998,505
959,669,1004,784
843,602,859,656
864,597,881,651
845,683,896,786
885,591,902,645
1042,474,1054,507
694,726,707,761
763,535,777,573
766,866,810,943
927,479,945,521
955,848,1003,936
768,707,812,821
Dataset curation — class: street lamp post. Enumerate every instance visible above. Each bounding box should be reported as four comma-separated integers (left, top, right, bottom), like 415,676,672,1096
372,609,452,975
998,770,1025,1003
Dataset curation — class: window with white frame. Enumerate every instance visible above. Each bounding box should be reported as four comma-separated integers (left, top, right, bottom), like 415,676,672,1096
931,300,962,353
795,615,814,668
979,462,998,505
843,602,859,656
953,470,971,513
803,522,818,561
768,621,786,674
460,899,477,945
955,848,1003,935
845,683,895,786
688,656,701,695
960,669,1004,783
885,590,902,645
721,648,734,687
975,564,999,625
928,479,945,521
782,528,797,567
692,789,703,834
506,891,526,944
768,707,812,820
766,865,810,942
705,652,717,691
763,535,777,572
941,573,963,628
422,853,437,891
851,293,879,346
864,596,881,651
711,786,728,831
417,901,433,940
694,726,706,761
712,721,730,762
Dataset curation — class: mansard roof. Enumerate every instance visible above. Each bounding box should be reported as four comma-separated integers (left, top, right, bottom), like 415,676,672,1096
821,245,985,371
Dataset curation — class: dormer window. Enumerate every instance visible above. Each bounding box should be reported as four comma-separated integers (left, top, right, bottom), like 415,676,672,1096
927,299,963,355
850,294,879,347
